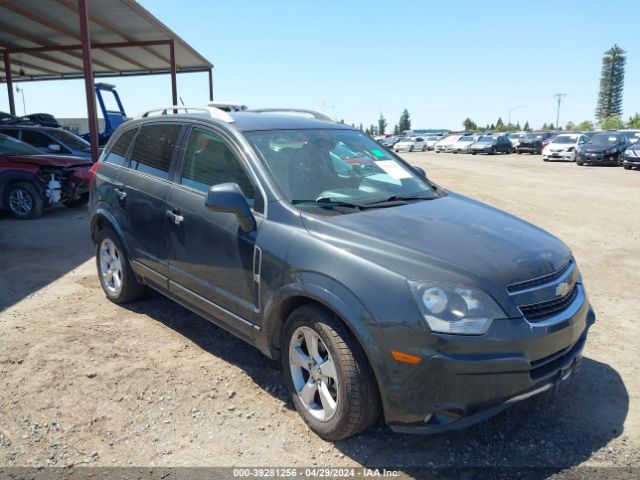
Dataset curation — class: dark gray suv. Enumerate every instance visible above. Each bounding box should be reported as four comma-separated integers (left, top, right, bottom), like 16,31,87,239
88,107,595,440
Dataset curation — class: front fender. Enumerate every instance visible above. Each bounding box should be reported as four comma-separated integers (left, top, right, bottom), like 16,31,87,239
259,271,391,395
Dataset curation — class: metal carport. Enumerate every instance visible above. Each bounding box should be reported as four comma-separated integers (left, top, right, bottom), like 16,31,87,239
0,0,214,161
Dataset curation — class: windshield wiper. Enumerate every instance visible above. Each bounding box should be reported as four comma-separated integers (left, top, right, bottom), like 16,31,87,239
363,194,435,205
292,198,364,210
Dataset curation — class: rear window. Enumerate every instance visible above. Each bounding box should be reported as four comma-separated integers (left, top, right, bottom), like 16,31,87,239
103,128,137,166
129,124,182,179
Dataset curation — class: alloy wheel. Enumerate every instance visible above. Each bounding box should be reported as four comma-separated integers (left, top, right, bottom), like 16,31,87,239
8,188,33,216
99,238,123,295
289,326,339,421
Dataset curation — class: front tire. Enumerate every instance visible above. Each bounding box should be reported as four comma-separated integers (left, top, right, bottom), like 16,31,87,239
5,181,43,220
96,228,144,304
623,164,631,170
282,305,380,441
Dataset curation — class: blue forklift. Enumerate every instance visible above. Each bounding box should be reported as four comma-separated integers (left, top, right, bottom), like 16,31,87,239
81,82,128,146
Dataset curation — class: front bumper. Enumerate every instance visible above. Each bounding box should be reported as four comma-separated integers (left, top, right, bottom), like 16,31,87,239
577,151,620,164
623,154,640,167
518,144,540,153
377,292,595,434
543,150,576,161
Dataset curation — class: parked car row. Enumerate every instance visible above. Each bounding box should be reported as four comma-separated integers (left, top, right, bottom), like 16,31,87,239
377,129,640,171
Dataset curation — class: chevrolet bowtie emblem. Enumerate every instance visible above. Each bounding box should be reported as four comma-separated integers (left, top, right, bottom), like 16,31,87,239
555,281,571,297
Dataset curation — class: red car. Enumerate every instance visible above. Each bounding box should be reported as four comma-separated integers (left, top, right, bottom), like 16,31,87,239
0,133,91,219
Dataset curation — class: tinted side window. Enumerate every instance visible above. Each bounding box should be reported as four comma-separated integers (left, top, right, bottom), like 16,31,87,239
22,130,54,148
181,128,256,206
130,123,181,179
103,128,136,166
0,129,20,139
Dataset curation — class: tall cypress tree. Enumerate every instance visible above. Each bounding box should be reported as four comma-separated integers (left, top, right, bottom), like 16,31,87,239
378,112,387,135
595,45,626,121
398,109,411,132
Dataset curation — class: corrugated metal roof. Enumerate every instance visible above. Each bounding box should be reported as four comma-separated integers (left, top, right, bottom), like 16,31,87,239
0,0,212,82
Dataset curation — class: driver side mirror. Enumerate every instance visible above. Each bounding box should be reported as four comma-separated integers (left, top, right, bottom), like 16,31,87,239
205,183,256,232
48,144,61,153
412,165,426,177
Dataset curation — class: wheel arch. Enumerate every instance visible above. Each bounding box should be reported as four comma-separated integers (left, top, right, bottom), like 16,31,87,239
0,171,38,208
90,207,131,256
258,274,387,403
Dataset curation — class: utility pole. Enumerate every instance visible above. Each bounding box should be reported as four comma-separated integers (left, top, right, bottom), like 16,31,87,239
554,93,567,130
508,105,523,128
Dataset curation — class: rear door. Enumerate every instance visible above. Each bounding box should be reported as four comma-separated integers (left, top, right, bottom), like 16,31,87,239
165,126,264,339
117,122,184,287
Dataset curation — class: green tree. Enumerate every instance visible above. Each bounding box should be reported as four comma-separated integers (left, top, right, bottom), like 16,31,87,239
393,124,400,135
515,121,522,130
595,45,626,121
576,120,594,131
463,117,477,131
489,123,495,130
565,121,576,131
370,124,377,136
378,112,387,135
523,121,530,131
398,109,411,132
601,116,625,130
548,123,555,130
542,122,548,130
358,123,363,131
626,113,640,128
496,117,504,128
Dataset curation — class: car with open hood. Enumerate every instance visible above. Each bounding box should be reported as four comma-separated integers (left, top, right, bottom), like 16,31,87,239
575,132,631,166
0,133,91,219
89,106,594,440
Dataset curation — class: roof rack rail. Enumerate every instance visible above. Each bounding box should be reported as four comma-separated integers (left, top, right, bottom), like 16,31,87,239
134,105,235,123
247,108,335,122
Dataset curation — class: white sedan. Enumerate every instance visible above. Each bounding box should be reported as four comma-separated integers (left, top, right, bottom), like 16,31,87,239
542,133,589,162
434,135,465,153
394,137,426,152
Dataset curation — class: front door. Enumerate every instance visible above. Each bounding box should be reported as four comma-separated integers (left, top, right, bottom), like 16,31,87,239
166,126,263,339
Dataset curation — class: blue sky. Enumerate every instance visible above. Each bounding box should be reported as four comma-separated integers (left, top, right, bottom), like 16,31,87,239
2,0,639,131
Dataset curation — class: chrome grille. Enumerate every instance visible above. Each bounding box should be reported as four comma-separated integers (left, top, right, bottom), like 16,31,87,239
519,284,578,322
507,259,583,323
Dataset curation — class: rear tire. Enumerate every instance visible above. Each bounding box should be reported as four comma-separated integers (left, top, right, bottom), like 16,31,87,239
95,228,144,304
5,181,43,220
282,304,381,441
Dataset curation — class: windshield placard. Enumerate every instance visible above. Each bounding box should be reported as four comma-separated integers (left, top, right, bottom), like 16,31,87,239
374,160,412,179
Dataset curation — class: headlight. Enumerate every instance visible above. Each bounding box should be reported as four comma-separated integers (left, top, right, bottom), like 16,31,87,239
607,147,619,154
409,282,507,335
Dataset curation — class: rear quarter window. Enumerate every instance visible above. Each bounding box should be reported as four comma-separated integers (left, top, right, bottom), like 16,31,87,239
129,123,182,179
103,128,137,166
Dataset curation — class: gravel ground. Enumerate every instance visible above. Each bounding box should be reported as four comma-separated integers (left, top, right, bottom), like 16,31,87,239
0,151,639,475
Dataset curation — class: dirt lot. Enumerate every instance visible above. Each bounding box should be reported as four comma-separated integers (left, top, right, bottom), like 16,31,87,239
1,152,639,474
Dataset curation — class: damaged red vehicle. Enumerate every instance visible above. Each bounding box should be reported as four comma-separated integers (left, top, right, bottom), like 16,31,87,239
0,133,91,219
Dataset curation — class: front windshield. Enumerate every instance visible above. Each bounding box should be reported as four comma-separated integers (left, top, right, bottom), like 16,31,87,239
47,129,90,150
398,137,414,142
508,133,525,139
589,133,620,144
478,136,495,143
246,129,440,213
0,133,42,156
552,135,578,144
459,136,475,142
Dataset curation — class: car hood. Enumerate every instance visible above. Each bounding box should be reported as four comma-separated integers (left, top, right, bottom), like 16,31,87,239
301,192,571,293
5,154,92,168
583,143,619,152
